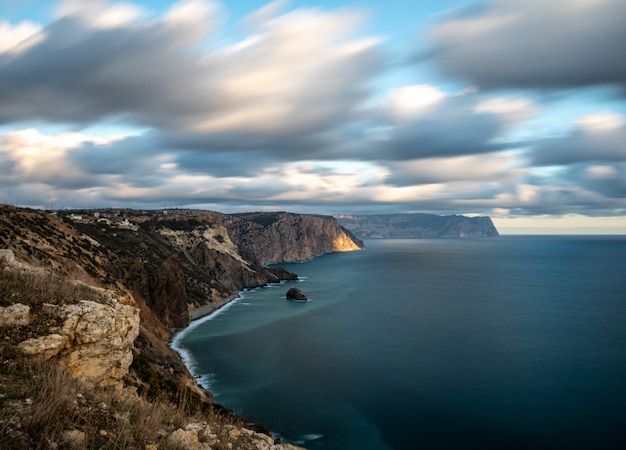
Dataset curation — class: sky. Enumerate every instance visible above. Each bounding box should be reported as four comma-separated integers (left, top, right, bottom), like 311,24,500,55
0,0,625,234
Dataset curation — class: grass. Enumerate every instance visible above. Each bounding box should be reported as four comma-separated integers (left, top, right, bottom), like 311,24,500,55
0,262,108,347
0,358,240,450
0,264,273,450
0,261,105,309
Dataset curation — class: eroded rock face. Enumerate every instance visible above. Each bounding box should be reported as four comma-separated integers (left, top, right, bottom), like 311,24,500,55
149,255,188,329
18,299,140,391
227,212,364,265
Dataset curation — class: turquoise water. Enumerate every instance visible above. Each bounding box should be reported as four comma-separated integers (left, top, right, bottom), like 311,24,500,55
173,237,626,449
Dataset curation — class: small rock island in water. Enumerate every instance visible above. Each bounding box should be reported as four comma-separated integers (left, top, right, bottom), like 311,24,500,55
286,287,308,301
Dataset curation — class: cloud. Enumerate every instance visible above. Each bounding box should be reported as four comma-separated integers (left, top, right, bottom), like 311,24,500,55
364,85,534,160
0,128,126,189
0,19,43,54
0,0,382,144
429,0,626,90
1,0,624,223
563,163,626,199
532,112,626,165
0,1,222,126
382,152,525,186
54,0,147,29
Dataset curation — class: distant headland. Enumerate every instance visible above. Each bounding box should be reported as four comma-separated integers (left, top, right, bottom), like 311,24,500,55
335,213,499,238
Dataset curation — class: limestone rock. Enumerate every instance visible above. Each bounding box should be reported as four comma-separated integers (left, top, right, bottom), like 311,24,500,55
18,299,140,391
61,429,86,448
167,428,204,450
228,212,364,264
0,249,27,269
18,333,68,360
0,303,31,327
251,431,275,450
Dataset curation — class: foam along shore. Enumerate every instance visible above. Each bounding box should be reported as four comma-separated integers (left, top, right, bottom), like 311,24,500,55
170,293,241,387
188,294,239,321
170,280,291,387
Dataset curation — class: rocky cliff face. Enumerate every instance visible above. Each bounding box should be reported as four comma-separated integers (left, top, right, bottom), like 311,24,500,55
336,213,499,238
228,212,364,264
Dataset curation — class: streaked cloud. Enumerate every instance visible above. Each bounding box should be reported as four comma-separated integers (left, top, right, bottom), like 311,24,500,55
532,112,626,165
430,0,626,91
0,0,624,230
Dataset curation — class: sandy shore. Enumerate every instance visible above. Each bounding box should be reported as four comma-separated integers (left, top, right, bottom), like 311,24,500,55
188,293,240,321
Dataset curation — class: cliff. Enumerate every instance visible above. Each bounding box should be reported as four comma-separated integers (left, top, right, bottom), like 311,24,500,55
0,205,361,449
228,212,364,264
335,213,499,238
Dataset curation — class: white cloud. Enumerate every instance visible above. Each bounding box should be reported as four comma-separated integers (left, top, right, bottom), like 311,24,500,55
0,128,126,187
586,165,617,179
0,20,42,53
574,112,626,133
474,97,537,124
386,85,446,122
384,152,525,186
56,0,146,28
0,1,382,141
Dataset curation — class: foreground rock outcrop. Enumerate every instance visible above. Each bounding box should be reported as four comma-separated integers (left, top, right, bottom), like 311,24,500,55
17,298,140,391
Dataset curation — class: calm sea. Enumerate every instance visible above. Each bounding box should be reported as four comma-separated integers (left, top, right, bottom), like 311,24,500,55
173,236,626,450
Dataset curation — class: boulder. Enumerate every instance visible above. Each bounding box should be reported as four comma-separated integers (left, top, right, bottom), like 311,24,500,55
167,428,203,450
286,287,308,301
17,299,140,391
0,303,31,327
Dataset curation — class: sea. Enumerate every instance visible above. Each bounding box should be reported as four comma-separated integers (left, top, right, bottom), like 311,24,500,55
172,236,626,450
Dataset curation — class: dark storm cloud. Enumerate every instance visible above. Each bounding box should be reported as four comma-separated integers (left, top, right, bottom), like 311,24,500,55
429,0,626,91
157,128,339,159
174,150,279,177
532,114,626,165
380,107,503,160
71,134,165,176
562,163,626,199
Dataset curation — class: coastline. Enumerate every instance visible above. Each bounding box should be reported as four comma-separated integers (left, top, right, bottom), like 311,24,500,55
188,293,240,321
170,292,242,387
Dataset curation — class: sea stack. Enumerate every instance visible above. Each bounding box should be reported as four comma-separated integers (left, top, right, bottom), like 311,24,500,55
286,287,308,301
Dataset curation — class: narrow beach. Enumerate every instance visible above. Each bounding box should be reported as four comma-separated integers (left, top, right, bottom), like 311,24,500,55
188,293,240,321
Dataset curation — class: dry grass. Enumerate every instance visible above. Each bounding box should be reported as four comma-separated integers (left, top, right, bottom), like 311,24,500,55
0,261,105,310
0,263,107,347
0,358,236,449
0,265,264,450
